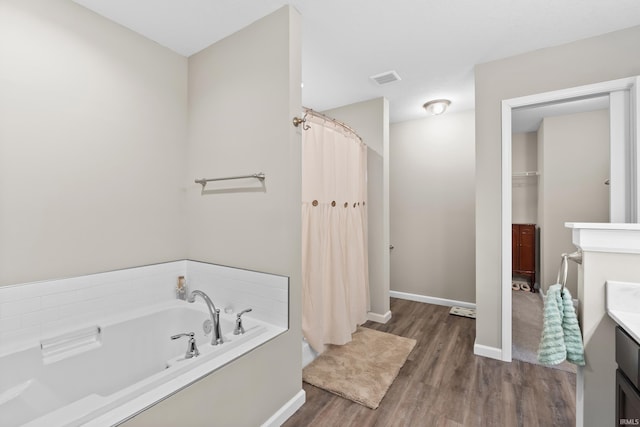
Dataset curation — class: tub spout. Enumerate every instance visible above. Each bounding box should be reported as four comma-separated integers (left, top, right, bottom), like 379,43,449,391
187,290,223,345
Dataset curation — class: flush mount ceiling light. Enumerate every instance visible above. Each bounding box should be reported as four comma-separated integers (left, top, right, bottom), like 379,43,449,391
423,99,451,115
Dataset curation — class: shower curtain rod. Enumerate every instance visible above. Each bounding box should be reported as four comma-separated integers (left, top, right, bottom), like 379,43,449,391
292,107,364,143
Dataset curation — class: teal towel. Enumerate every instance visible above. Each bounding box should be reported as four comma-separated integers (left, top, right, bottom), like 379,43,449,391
561,286,585,365
537,284,585,366
537,284,566,365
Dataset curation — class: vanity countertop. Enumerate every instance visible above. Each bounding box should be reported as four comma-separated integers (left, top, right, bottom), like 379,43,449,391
606,280,640,343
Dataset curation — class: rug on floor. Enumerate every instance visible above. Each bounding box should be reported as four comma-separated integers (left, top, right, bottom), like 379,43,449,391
302,327,416,409
449,306,476,319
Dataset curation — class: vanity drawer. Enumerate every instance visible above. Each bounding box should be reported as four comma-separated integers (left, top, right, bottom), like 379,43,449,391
617,326,640,389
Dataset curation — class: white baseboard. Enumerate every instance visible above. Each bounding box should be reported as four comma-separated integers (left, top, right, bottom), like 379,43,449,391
261,389,306,427
390,290,476,309
367,310,392,324
473,341,503,361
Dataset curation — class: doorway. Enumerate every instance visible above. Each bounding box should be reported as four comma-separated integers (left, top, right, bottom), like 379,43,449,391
510,96,610,368
500,76,640,362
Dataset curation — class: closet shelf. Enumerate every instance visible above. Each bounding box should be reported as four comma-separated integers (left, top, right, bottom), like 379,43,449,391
512,171,539,177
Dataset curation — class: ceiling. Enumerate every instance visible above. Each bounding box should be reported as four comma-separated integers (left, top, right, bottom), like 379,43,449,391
73,0,640,123
512,95,610,133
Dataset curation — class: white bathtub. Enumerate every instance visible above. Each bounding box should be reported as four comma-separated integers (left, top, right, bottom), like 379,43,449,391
0,300,284,426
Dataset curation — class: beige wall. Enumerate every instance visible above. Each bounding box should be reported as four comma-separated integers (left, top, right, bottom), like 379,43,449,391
0,0,188,286
511,132,538,224
323,98,391,317
475,25,640,349
390,110,476,303
1,1,301,424
125,7,302,426
538,111,609,296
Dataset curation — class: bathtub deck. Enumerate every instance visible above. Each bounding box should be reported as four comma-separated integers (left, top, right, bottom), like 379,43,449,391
284,298,576,426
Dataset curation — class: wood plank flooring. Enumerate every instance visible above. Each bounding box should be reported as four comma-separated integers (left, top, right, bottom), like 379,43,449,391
284,298,576,427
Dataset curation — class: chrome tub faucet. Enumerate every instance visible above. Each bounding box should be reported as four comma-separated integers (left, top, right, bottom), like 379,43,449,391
187,290,223,345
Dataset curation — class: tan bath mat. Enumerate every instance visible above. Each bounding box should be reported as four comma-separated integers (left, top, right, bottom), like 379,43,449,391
302,327,416,409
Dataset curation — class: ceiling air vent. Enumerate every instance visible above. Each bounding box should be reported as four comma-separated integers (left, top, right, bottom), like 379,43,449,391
370,70,401,85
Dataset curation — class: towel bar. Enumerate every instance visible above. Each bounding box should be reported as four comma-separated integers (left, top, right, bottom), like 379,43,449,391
195,172,265,189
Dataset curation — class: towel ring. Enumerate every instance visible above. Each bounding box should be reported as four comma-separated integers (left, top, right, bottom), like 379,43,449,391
556,255,569,293
554,250,583,293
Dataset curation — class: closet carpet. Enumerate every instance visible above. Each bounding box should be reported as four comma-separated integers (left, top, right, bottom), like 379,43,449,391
512,290,576,373
284,298,576,427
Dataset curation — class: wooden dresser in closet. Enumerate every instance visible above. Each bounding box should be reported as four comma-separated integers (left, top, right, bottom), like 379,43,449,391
512,224,536,292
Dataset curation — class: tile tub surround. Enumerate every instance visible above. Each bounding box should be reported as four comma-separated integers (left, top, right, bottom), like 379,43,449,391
0,261,185,352
0,260,289,353
186,260,288,329
0,300,284,427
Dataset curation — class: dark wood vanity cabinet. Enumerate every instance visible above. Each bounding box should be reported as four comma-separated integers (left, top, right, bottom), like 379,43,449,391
512,224,536,291
616,326,640,425
617,371,640,425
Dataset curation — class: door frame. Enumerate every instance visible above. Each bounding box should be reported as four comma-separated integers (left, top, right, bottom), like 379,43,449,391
500,76,639,362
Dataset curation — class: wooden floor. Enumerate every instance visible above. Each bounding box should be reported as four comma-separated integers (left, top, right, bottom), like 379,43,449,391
284,298,576,427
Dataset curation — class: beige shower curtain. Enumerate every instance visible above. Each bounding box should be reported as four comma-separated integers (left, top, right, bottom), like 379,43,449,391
302,114,369,353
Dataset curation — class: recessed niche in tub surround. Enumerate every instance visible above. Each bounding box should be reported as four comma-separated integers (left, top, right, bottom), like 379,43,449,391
0,260,288,352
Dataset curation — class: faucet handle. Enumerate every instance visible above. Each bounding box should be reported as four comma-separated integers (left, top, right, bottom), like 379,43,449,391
171,332,194,340
234,308,252,335
237,308,252,317
171,332,199,358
